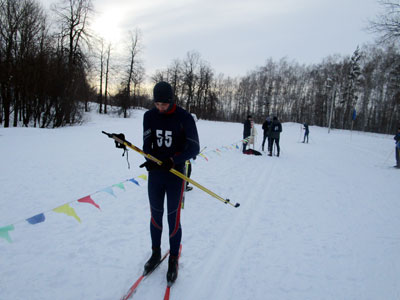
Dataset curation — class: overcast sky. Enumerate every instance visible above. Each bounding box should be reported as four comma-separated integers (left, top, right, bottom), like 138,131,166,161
41,0,382,79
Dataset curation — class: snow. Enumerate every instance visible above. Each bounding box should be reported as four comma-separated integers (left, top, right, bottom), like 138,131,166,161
1,107,399,300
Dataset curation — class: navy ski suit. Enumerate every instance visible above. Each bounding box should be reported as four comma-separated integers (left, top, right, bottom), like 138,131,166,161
394,131,400,167
143,104,199,256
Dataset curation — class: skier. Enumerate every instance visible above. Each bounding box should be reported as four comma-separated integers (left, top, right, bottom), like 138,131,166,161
303,123,309,143
394,127,400,168
268,116,282,157
139,81,200,283
261,117,271,152
242,115,252,153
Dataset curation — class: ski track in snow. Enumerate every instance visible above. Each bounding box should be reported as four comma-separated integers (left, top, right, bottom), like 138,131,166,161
185,154,279,300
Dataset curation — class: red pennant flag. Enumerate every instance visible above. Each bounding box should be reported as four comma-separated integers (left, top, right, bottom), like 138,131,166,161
78,195,101,210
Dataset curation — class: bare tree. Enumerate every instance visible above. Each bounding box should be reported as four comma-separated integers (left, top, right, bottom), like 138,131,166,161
52,0,93,125
104,42,111,114
97,38,105,113
368,0,400,43
182,51,200,112
119,29,144,117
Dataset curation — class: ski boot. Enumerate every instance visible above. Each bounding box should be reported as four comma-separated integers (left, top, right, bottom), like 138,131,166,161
166,255,179,284
143,247,161,275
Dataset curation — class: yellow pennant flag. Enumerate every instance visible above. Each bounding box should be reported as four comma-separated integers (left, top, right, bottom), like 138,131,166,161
53,204,81,223
138,174,147,181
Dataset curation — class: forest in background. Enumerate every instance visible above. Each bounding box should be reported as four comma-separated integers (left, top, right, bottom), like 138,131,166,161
1,0,399,133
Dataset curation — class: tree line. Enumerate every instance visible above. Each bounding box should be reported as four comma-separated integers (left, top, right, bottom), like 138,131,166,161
1,0,399,134
151,44,399,134
0,0,96,128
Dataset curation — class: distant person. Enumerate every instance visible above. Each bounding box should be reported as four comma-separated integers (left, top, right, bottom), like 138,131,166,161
261,117,271,152
303,123,309,143
394,127,400,168
185,113,198,191
243,115,252,153
185,157,196,191
268,116,282,157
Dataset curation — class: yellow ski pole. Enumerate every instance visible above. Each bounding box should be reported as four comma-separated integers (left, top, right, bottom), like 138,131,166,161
102,131,240,208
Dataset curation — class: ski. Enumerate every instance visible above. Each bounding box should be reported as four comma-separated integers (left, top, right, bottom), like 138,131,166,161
121,250,170,300
163,245,182,300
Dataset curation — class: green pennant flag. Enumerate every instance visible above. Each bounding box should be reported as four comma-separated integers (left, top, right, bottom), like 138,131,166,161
112,182,125,191
0,224,15,243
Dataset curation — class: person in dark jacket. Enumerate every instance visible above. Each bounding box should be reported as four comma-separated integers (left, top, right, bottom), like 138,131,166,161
140,81,200,283
261,117,271,152
303,123,309,143
268,116,282,157
394,127,400,168
243,115,252,153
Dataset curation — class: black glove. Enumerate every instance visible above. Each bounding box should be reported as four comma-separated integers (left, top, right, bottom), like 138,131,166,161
113,133,126,149
139,160,159,171
160,158,174,171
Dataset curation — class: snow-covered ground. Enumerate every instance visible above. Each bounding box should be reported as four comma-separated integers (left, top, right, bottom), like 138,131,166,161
1,107,399,300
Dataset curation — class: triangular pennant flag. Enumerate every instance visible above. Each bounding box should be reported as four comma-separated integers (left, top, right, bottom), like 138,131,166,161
101,187,116,197
199,153,208,161
113,182,125,191
129,178,140,186
236,145,239,149
53,204,81,223
26,213,46,225
78,195,101,210
138,174,147,181
0,224,14,243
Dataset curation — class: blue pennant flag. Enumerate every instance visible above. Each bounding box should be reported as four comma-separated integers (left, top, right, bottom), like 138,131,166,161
26,213,46,225
101,187,116,197
129,178,140,186
352,109,357,121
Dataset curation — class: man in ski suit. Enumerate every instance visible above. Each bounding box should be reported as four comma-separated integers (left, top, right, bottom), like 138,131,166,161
243,115,252,153
303,123,309,143
261,117,271,152
140,81,200,283
268,116,282,157
394,127,400,168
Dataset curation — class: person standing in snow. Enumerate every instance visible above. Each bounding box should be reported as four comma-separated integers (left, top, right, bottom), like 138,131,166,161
242,115,252,153
139,81,200,283
394,127,400,168
303,123,310,143
268,116,282,157
185,113,199,191
261,117,271,152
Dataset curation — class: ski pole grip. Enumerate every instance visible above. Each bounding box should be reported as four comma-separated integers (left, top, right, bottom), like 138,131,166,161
102,131,113,138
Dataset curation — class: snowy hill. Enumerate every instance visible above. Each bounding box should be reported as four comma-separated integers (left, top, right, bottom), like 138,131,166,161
1,108,399,300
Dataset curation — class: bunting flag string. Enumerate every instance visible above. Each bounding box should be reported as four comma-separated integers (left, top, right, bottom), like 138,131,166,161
0,175,147,244
1,139,243,244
